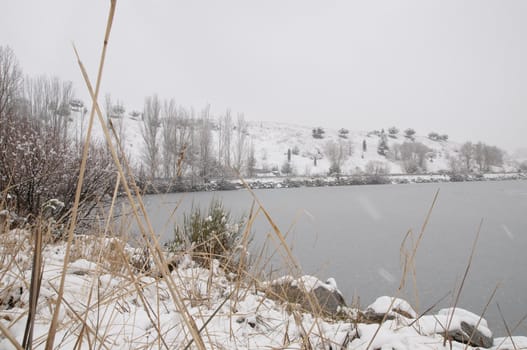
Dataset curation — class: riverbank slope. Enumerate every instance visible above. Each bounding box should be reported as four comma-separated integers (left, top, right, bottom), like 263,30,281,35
0,229,524,349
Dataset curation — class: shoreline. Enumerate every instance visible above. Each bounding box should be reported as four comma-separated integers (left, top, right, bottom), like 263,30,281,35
139,172,527,194
0,229,525,349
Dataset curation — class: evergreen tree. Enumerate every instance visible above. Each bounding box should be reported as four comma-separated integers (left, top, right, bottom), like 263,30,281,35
377,132,389,156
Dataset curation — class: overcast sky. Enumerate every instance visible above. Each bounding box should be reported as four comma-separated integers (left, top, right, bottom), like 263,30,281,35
1,1,526,152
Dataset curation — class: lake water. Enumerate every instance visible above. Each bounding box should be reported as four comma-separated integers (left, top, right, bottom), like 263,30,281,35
139,180,527,336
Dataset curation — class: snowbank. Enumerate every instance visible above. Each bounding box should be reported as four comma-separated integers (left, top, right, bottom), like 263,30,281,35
0,230,524,349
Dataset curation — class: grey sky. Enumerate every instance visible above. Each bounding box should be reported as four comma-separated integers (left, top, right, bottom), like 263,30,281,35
1,1,526,152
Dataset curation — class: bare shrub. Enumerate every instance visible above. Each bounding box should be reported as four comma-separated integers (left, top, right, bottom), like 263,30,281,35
365,160,390,175
325,140,349,175
0,112,114,224
396,141,431,173
281,160,294,176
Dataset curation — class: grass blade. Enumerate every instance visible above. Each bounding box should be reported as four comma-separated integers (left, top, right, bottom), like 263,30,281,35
444,218,483,346
22,220,43,349
45,2,117,349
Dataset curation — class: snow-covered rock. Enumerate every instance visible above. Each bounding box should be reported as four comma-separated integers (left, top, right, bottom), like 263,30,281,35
364,296,417,322
418,308,493,348
266,275,347,315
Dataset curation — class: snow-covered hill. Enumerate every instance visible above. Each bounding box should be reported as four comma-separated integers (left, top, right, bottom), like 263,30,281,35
246,122,458,175
72,111,518,176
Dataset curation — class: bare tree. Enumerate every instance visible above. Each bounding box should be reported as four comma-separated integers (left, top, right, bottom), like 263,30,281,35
174,106,192,179
325,139,349,175
49,77,73,140
161,99,177,178
473,142,503,171
197,105,214,181
70,100,87,147
448,153,463,174
233,113,247,172
484,145,504,169
220,110,233,169
104,93,127,155
246,139,256,177
113,100,127,153
186,108,201,184
398,141,430,173
23,75,47,122
160,104,193,180
104,93,113,120
217,111,224,167
0,46,22,120
141,95,161,179
23,75,74,141
459,142,474,172
473,142,486,171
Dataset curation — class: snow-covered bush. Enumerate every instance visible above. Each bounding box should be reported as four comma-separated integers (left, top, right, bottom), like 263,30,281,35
0,113,115,224
0,47,115,227
388,127,399,138
338,128,349,139
428,132,440,141
404,128,416,141
167,199,247,270
428,132,448,142
312,127,325,139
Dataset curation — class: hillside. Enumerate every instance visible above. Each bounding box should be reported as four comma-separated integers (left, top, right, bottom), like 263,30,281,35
72,111,519,177
245,122,457,176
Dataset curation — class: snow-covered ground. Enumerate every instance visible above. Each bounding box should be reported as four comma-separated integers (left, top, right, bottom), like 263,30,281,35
1,229,525,349
70,111,522,178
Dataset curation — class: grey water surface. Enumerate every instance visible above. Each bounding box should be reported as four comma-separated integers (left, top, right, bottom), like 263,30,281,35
140,180,527,336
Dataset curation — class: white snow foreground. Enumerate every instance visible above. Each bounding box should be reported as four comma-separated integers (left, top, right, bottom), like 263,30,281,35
0,229,524,349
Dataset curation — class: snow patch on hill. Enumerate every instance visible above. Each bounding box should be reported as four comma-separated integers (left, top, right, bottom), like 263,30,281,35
71,111,519,176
